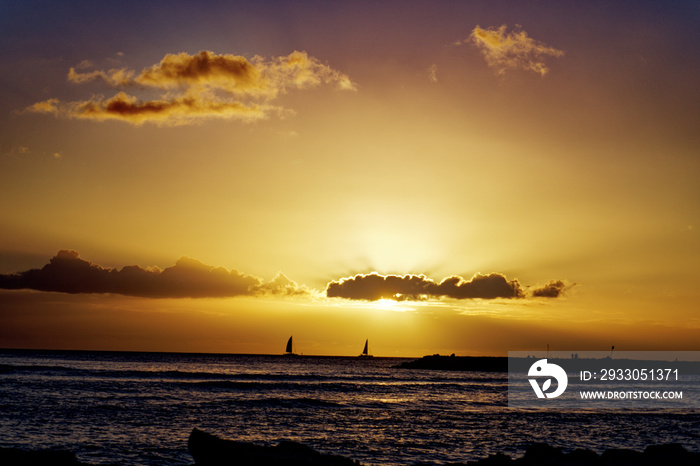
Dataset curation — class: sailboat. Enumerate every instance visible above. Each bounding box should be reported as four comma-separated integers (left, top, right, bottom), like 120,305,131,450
283,336,298,356
358,339,373,358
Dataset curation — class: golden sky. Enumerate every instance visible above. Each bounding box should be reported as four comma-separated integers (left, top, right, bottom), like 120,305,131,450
1,1,698,356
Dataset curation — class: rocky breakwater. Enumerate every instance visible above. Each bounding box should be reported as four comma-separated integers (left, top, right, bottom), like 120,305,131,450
396,354,508,371
188,428,362,466
1,429,696,465
189,429,700,466
449,442,700,466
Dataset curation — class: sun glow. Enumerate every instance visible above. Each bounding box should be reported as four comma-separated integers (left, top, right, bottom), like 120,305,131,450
372,298,407,311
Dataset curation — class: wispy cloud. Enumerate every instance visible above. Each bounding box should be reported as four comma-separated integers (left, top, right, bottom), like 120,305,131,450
464,24,564,76
1,145,31,158
24,99,62,116
0,250,312,298
25,50,356,126
67,67,134,86
1,144,63,160
325,272,572,301
428,64,438,83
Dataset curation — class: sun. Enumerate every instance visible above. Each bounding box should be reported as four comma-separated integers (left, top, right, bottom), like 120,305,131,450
373,298,404,311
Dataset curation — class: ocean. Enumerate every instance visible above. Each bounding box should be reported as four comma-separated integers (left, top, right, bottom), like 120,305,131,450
0,350,698,465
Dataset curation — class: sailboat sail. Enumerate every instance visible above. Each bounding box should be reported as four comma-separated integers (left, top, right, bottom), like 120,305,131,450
285,336,294,355
359,339,373,357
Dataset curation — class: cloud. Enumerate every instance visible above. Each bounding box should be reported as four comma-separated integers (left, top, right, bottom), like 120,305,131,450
531,279,572,298
132,51,262,93
466,25,564,76
428,64,438,83
255,272,314,297
1,144,63,160
325,272,544,301
1,145,31,158
25,50,355,126
326,272,573,301
64,91,269,125
0,250,311,299
67,67,134,86
24,99,61,116
0,251,570,302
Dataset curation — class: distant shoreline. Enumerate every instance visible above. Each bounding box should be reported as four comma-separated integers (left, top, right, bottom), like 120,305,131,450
397,354,700,373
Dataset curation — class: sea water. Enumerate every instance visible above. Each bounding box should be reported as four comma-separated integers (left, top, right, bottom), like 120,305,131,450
0,350,698,465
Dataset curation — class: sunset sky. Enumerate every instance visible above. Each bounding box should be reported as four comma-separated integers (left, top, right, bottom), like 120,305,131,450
1,1,699,356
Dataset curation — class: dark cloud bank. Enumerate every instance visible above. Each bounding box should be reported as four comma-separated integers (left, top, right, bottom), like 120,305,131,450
0,251,571,301
0,250,308,299
325,272,570,301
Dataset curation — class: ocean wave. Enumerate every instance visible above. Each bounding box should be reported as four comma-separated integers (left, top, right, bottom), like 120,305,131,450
0,363,78,374
245,396,345,408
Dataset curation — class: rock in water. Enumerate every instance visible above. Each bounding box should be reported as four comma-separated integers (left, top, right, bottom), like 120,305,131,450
0,447,84,465
188,428,362,466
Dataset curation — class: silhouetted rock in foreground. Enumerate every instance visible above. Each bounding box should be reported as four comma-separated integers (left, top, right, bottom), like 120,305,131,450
188,428,362,466
3,431,697,466
448,442,700,466
0,446,85,466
